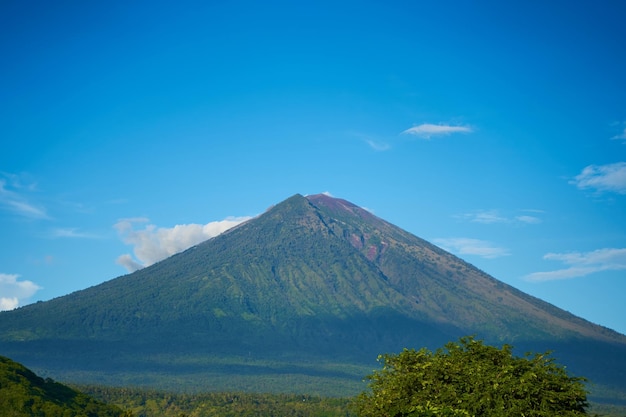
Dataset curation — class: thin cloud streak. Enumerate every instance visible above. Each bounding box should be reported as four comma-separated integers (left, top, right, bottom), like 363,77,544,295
365,139,391,151
515,215,541,224
50,228,100,239
525,248,626,282
433,237,510,259
0,179,48,219
349,131,391,151
465,210,508,224
570,162,626,194
611,126,626,143
115,216,253,272
402,123,473,139
457,209,542,225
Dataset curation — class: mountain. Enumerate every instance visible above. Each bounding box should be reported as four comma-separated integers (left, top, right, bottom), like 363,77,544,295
1,193,625,398
0,355,123,416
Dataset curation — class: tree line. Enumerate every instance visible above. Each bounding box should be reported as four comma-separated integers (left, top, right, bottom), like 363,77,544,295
5,336,626,416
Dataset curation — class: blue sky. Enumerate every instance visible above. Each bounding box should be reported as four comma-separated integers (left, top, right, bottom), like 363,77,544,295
1,1,625,335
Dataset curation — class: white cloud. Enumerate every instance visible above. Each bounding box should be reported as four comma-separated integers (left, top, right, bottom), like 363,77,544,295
0,273,42,311
0,297,19,311
433,237,510,259
570,162,626,194
115,254,144,273
402,123,472,139
457,209,542,225
525,248,626,282
115,216,252,272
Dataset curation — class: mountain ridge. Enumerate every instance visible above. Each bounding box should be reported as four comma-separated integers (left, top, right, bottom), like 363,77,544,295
0,193,624,396
306,193,623,342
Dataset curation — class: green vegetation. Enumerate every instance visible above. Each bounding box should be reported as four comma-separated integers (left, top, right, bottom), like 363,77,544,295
0,194,625,401
13,352,370,397
354,337,590,417
2,347,626,417
81,386,355,417
0,355,124,417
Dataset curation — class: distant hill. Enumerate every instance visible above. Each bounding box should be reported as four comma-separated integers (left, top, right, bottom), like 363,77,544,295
0,193,625,398
0,355,123,417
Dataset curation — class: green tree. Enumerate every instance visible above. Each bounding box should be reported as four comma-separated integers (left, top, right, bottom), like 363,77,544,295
354,336,589,417
0,355,125,417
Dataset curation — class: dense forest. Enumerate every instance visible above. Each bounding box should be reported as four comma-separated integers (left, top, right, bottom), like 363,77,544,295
0,356,124,417
80,386,355,417
67,384,626,417
3,351,626,416
1,354,356,416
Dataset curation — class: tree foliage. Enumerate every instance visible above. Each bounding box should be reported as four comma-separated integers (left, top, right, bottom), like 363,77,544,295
0,355,124,417
81,385,355,417
354,336,589,417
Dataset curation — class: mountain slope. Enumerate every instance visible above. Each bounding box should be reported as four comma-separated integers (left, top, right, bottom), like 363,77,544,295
0,193,625,396
305,194,622,342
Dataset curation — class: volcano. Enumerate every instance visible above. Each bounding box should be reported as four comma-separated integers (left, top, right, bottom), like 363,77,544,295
1,193,624,398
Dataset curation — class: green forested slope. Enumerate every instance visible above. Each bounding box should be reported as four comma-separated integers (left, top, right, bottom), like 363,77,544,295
0,355,124,417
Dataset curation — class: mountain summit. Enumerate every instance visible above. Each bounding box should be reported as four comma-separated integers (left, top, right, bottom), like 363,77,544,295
1,193,625,396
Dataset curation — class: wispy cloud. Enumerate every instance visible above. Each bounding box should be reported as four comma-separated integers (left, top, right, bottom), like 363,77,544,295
402,123,473,139
365,139,391,151
525,248,626,282
611,129,626,143
433,237,510,259
611,122,626,143
515,215,542,224
114,216,253,272
457,209,542,225
0,175,48,219
49,228,99,239
350,131,391,151
570,162,626,194
459,210,508,224
0,273,42,311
